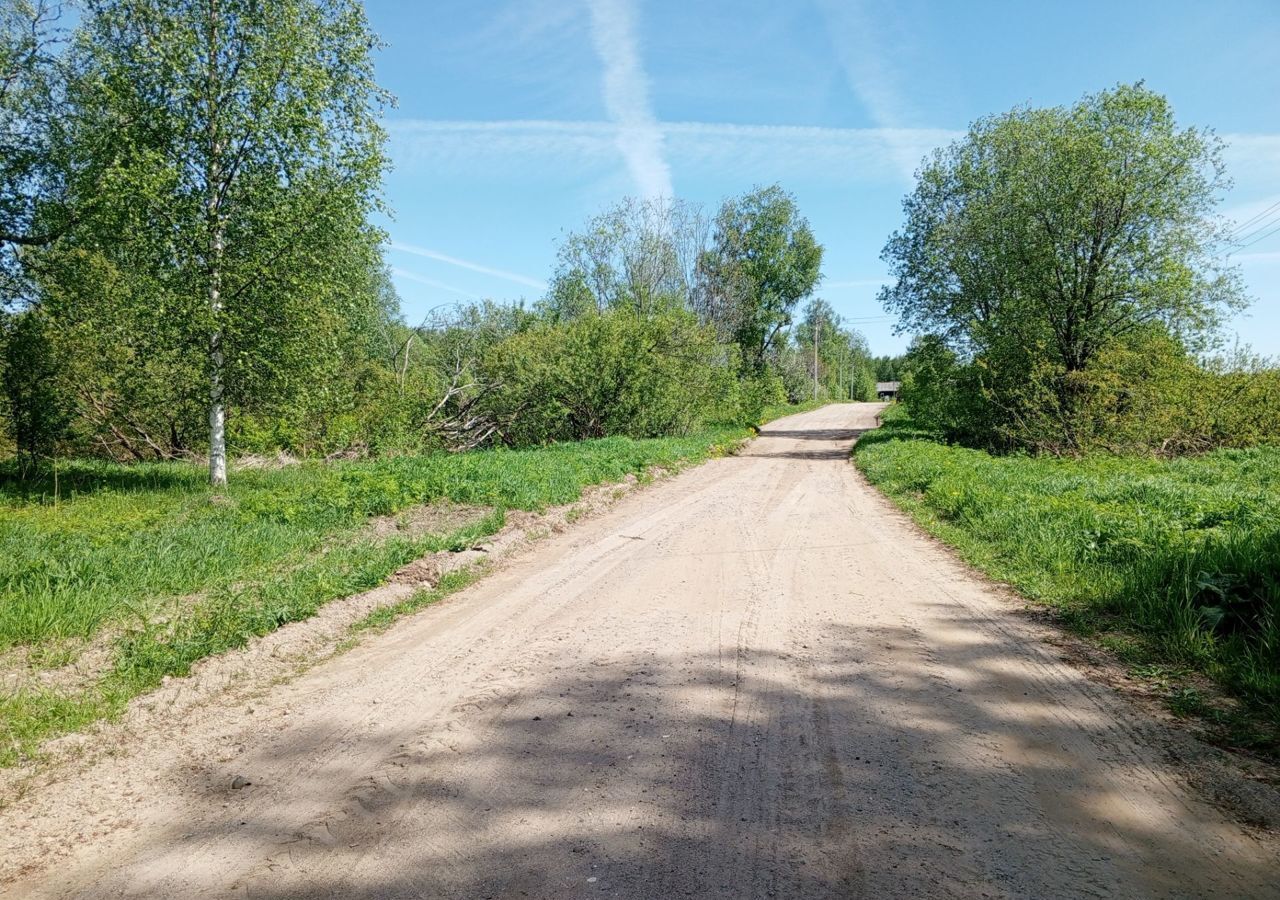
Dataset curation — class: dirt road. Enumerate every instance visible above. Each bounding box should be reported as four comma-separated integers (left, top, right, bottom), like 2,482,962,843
8,404,1278,898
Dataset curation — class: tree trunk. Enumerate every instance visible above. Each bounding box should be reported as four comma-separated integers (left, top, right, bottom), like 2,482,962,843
209,269,226,486
206,0,227,487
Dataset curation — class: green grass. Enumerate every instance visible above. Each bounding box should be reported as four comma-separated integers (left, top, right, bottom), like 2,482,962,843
855,404,1280,748
0,426,750,766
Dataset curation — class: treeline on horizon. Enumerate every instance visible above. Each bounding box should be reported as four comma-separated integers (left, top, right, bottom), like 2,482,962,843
2,2,1278,487
0,0,879,485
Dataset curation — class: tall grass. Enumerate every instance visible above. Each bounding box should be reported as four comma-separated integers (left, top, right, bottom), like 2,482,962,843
856,405,1280,730
0,426,750,765
0,431,745,650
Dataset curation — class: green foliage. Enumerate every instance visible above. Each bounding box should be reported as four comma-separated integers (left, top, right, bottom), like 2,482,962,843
485,307,739,444
737,372,788,426
895,335,998,447
542,197,706,319
898,330,1280,454
790,298,878,401
1,308,69,463
28,248,208,459
702,185,823,371
871,354,907,382
856,408,1280,728
851,367,878,403
3,30,841,474
1075,337,1280,454
10,0,392,482
0,425,750,764
0,0,104,304
881,83,1247,451
535,187,834,427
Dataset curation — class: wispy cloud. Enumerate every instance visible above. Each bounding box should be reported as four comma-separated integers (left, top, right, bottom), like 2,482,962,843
586,0,673,199
386,118,959,183
390,268,480,300
816,0,931,179
389,241,547,290
1223,134,1280,172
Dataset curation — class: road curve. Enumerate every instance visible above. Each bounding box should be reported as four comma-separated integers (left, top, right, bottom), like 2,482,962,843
10,404,1278,898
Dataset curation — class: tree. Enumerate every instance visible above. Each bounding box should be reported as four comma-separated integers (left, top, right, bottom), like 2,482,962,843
75,0,389,484
1,307,69,465
796,298,836,400
871,354,907,381
543,196,709,320
1,2,82,303
880,83,1246,449
700,185,823,371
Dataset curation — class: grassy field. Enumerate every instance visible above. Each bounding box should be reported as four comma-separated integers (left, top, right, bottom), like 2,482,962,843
1,423,760,766
855,405,1280,748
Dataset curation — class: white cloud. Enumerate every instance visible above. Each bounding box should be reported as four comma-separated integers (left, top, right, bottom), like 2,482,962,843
386,118,959,183
389,242,547,290
387,119,615,172
586,0,673,199
1223,134,1280,172
390,267,480,300
815,0,928,179
1235,251,1280,264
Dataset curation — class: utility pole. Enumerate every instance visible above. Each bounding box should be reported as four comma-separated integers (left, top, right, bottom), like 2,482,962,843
813,323,819,402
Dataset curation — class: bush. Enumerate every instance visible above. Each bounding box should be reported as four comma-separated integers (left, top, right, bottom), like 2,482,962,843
896,336,997,447
2,310,71,466
483,308,739,445
899,330,1280,456
737,372,787,425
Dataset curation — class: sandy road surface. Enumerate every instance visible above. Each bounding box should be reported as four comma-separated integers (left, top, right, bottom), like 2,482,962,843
7,403,1278,898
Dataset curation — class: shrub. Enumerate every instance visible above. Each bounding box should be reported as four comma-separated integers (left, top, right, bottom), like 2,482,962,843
483,307,739,445
1,309,71,466
899,330,1280,456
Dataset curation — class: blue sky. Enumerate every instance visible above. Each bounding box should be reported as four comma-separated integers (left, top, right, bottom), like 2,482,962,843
368,0,1280,356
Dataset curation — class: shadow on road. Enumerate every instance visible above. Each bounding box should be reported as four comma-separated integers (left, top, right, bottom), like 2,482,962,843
125,616,1267,900
739,427,874,460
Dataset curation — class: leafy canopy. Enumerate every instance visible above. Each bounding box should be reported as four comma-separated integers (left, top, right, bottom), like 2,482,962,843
881,83,1244,371
701,185,823,370
881,83,1248,449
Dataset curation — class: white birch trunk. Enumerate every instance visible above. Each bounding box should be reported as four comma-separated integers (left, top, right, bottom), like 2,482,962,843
206,0,227,487
208,260,226,486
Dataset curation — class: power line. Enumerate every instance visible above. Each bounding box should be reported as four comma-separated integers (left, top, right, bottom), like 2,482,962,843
1228,198,1280,237
1230,209,1280,246
1232,218,1280,251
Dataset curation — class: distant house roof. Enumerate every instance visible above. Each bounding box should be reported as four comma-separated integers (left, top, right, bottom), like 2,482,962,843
876,381,901,393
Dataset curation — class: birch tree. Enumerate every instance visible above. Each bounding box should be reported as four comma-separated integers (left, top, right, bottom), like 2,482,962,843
79,0,388,485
